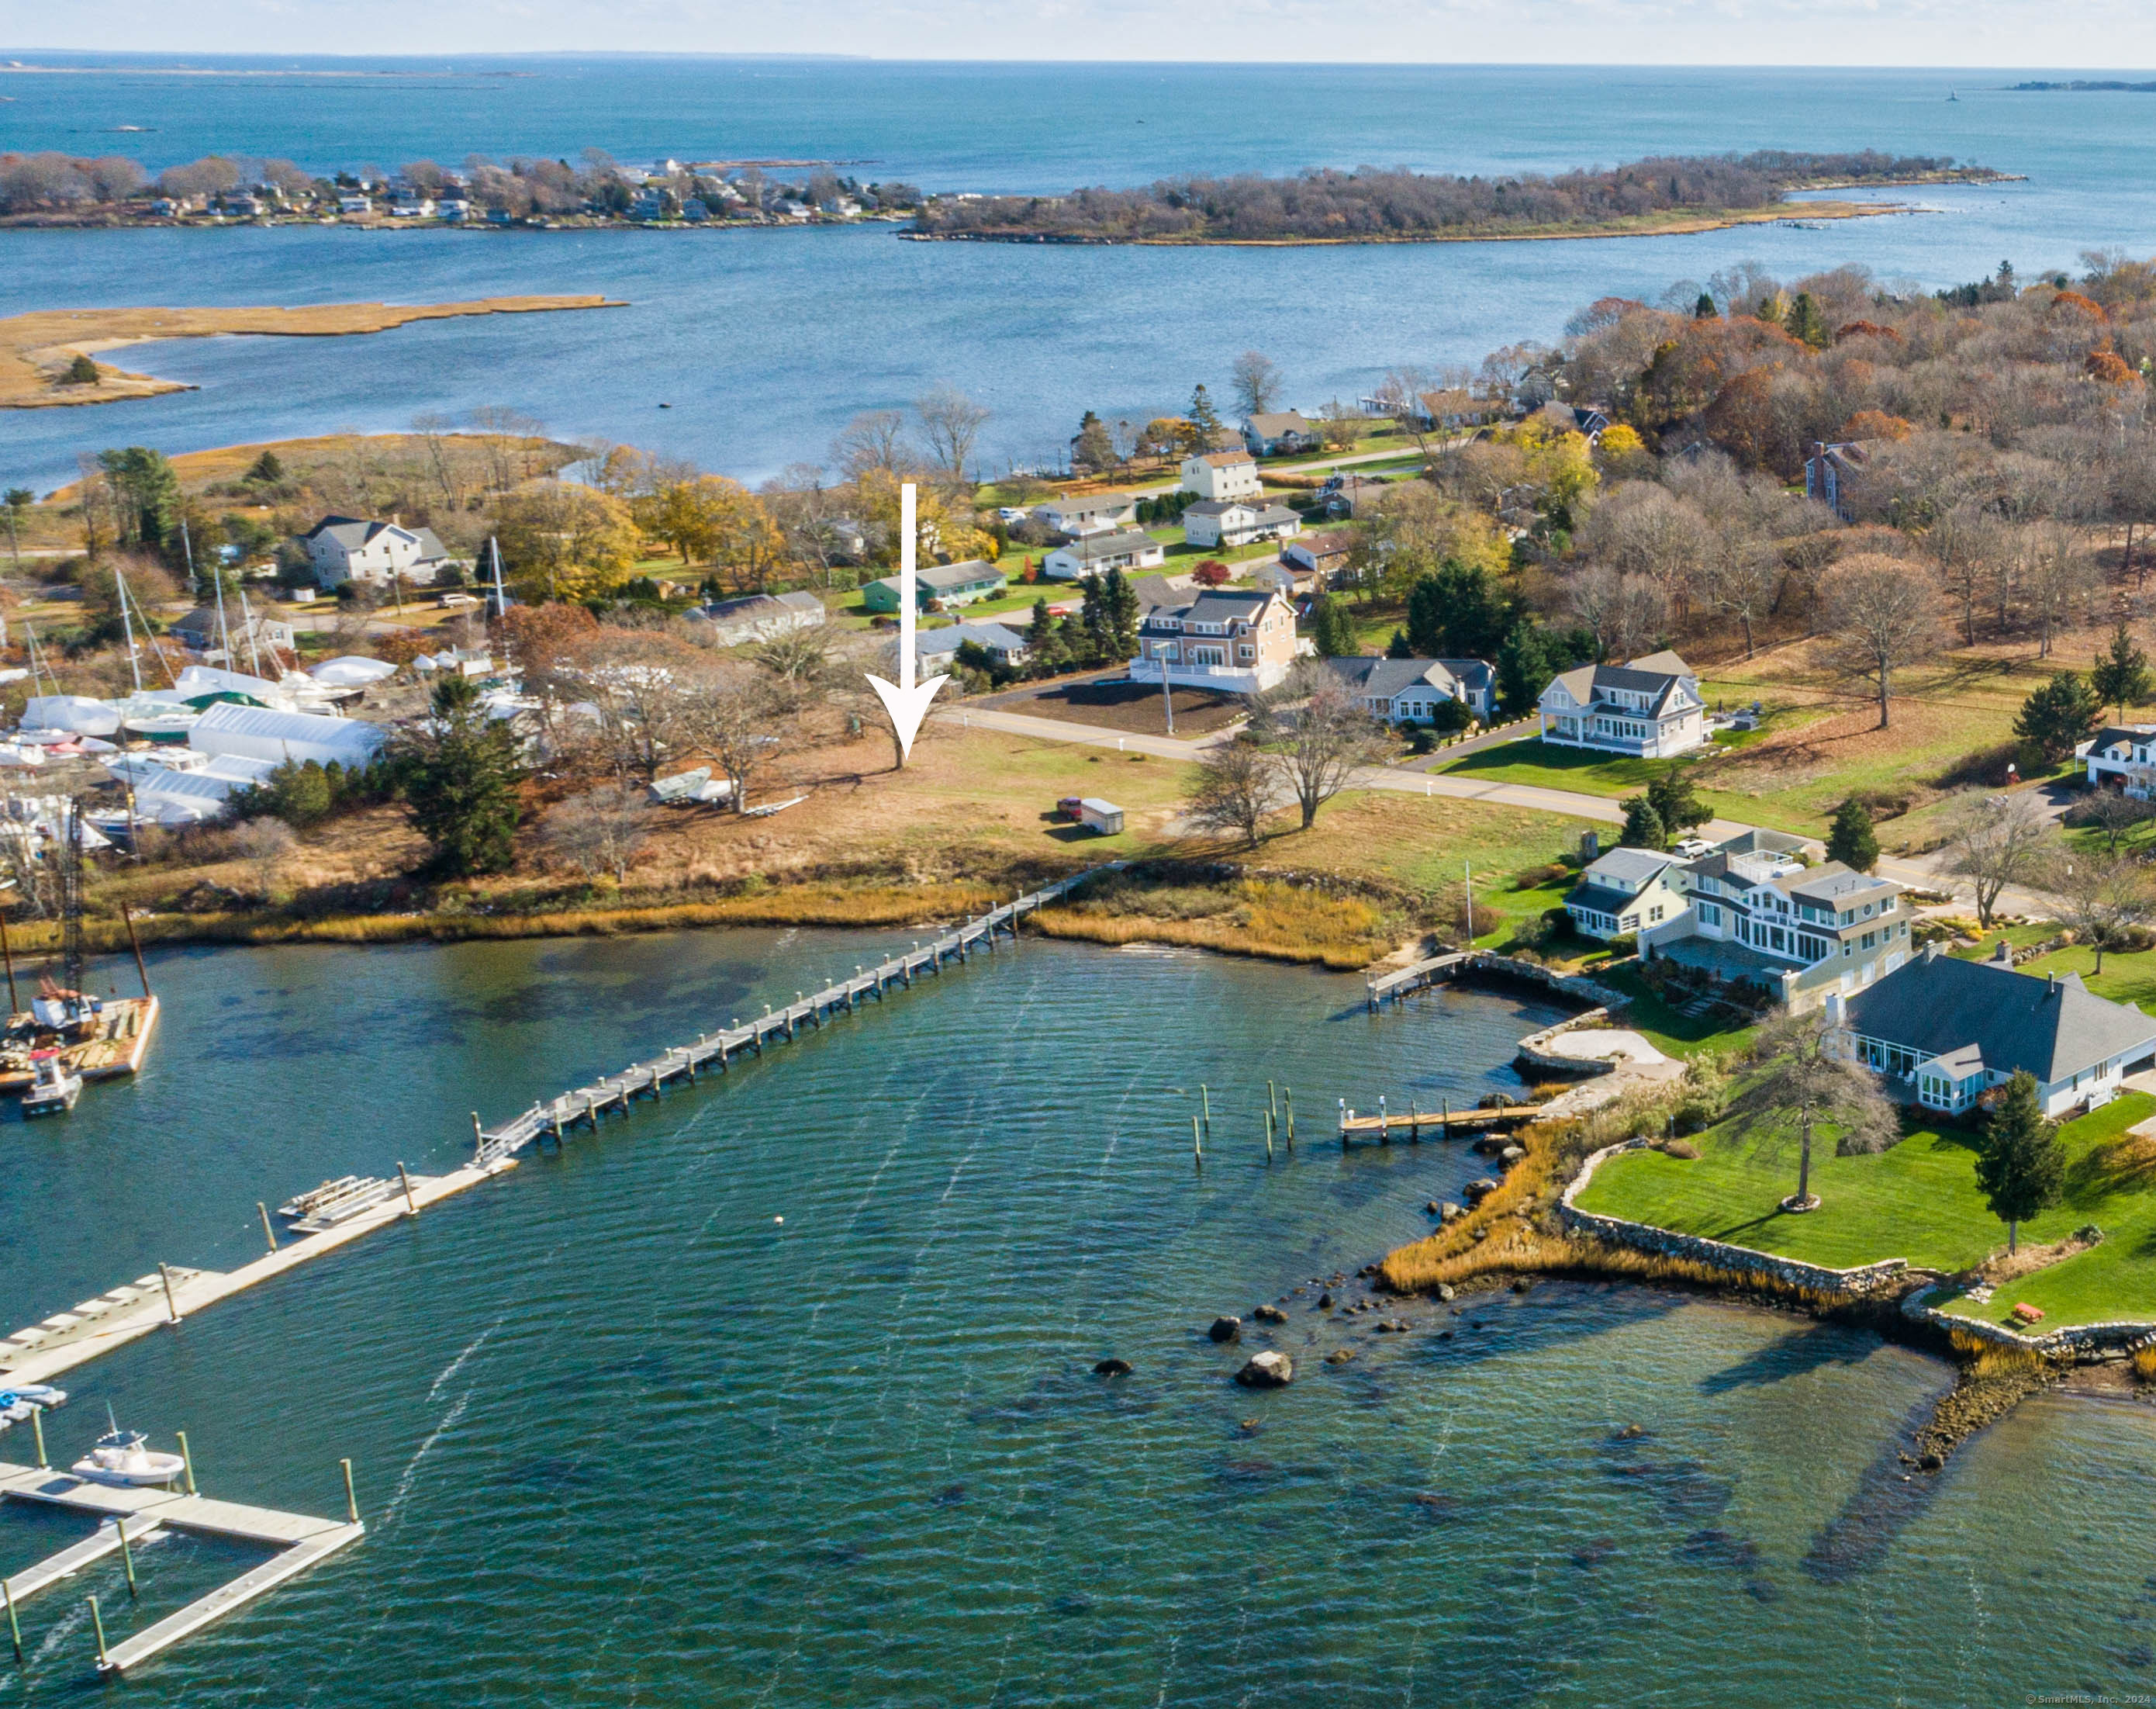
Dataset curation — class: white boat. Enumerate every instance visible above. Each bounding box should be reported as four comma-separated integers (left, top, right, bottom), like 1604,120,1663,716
71,1429,185,1487
0,1384,65,1409
0,743,47,768
21,1053,82,1116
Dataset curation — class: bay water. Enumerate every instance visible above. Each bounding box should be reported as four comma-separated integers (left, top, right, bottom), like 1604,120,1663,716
3,63,2156,488
0,929,2149,1703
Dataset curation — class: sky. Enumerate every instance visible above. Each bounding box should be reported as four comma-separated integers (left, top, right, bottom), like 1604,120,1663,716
9,0,2156,65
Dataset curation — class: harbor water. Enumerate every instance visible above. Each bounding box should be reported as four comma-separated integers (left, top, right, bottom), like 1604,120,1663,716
0,928,2151,1703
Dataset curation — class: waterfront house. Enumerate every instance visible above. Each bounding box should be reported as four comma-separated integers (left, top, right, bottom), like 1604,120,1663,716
1319,655,1496,724
917,621,1031,670
337,194,372,216
1181,500,1303,550
1637,830,1913,1009
1242,412,1320,456
1130,587,1297,695
1536,649,1708,758
300,516,456,590
1180,450,1263,502
860,559,1006,614
1566,847,1688,940
437,199,472,221
1031,492,1139,538
2080,724,2156,797
1042,530,1166,580
1829,944,2156,1116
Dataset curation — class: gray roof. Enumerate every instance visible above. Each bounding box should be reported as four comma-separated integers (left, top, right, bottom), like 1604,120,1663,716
1036,492,1137,517
1056,529,1157,561
1546,649,1697,714
2088,724,2156,756
1183,500,1242,517
1574,847,1683,894
1246,411,1312,435
1782,864,1899,905
918,621,1028,657
918,559,1004,591
302,515,448,559
1843,953,2156,1087
1320,656,1491,703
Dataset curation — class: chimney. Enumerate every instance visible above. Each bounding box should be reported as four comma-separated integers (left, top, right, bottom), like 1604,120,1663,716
1824,992,1846,1027
1923,939,1943,963
2048,971,2059,995
1992,939,2013,964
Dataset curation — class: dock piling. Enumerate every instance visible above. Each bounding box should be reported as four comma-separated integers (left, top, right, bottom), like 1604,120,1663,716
257,1202,278,1254
30,1406,45,1470
4,1575,19,1662
396,1163,418,1216
1268,1079,1277,1123
1284,1086,1294,1147
470,1112,483,1154
1200,1084,1211,1140
157,1263,179,1326
1192,1115,1202,1165
88,1594,107,1669
176,1430,195,1495
1265,1108,1274,1162
339,1458,358,1526
117,1518,137,1598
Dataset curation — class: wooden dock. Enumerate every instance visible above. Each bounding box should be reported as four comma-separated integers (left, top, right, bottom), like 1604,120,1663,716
0,1458,361,1676
471,866,1114,1166
0,868,1118,1392
1366,953,1468,1011
1335,1102,1536,1145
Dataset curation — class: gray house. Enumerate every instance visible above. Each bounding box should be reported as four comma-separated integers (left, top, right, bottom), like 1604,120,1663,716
1319,655,1496,723
1564,847,1687,940
1832,945,2156,1117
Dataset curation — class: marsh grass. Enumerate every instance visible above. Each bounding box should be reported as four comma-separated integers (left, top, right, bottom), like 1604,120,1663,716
1032,874,1400,969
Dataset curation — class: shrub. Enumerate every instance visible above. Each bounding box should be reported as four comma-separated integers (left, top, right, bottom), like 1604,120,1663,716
63,353,99,385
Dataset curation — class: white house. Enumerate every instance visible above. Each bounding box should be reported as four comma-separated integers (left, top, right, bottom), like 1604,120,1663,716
1031,493,1140,538
1833,945,2156,1117
168,607,297,664
1180,450,1263,502
1536,650,1708,758
337,195,372,216
1043,530,1166,580
690,591,826,647
918,621,1031,670
1181,500,1303,550
1565,847,1688,940
301,516,457,590
2081,724,2156,797
1638,831,1914,1011
1319,655,1496,724
1131,588,1299,695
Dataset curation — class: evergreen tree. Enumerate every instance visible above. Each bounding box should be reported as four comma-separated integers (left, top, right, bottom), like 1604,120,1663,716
1974,1071,2064,1255
1826,798,1879,872
1102,567,1139,656
1385,628,1413,659
396,673,524,876
1187,383,1223,450
1619,795,1667,851
1693,291,1718,319
244,450,285,485
96,445,181,554
2013,669,2104,762
1025,597,1062,673
1072,410,1114,472
2090,624,2152,720
1644,765,1711,833
1078,573,1114,663
1494,624,1557,715
1308,593,1356,657
1784,291,1829,349
1405,561,1515,659
64,353,99,384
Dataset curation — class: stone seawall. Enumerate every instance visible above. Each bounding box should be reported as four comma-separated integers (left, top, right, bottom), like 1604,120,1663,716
1516,1009,1616,1077
1558,1140,1923,1299
1900,1289,2156,1363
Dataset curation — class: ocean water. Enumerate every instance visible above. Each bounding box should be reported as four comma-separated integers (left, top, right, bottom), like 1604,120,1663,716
2,61,2156,489
0,929,2151,1704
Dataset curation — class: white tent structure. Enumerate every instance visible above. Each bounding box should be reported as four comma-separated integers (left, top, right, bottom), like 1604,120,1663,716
123,756,282,824
187,702,387,770
309,656,399,688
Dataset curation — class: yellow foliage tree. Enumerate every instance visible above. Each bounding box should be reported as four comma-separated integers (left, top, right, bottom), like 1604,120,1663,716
492,481,641,603
855,469,993,569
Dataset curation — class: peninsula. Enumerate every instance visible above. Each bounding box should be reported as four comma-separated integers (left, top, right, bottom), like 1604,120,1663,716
905,150,2008,245
5,296,624,410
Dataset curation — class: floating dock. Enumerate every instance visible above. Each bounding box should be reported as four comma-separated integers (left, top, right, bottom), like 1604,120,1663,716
1335,1102,1536,1145
0,993,159,1092
0,1458,361,1676
1365,952,1470,1010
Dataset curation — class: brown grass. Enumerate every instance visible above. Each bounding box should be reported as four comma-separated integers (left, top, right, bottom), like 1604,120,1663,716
1032,875,1398,968
4,297,623,410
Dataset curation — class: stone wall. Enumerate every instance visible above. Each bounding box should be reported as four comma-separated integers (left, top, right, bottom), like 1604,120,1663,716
1899,1287,2156,1363
1469,953,1627,1011
1557,1140,1922,1299
1516,1009,1616,1077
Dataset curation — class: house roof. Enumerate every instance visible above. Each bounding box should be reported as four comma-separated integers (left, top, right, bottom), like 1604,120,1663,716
2088,724,2156,756
1843,952,2156,1087
1183,500,1247,517
1037,492,1137,517
1319,656,1489,702
1576,846,1683,894
1055,530,1156,562
1147,588,1284,629
918,559,1004,590
1246,411,1311,435
918,621,1028,656
1290,531,1355,558
1190,450,1257,467
1249,504,1301,525
1545,650,1698,713
1781,864,1899,906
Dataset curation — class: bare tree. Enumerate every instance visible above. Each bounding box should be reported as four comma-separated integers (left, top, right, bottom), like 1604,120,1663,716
1939,789,2055,929
1184,737,1286,847
2020,523,2093,659
1701,538,1782,658
1230,351,1284,420
1565,566,1669,662
541,787,652,883
2066,788,2156,854
1729,1011,1900,1212
675,666,791,811
1927,501,2002,646
1251,662,1389,831
1582,482,1711,618
2047,852,2154,973
1820,554,1944,729
914,386,990,491
1373,366,1439,465
832,410,913,481
229,816,297,902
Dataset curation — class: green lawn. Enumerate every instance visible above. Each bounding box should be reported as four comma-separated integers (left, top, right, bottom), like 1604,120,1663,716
1577,1093,2156,1328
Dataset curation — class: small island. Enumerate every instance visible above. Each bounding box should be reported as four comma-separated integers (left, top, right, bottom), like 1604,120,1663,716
905,150,2011,246
2,296,624,410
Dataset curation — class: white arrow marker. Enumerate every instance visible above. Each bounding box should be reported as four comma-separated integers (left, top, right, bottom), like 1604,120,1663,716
864,481,948,764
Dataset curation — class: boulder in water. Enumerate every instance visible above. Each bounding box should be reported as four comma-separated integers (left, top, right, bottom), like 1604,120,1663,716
1208,1316,1242,1344
1093,1358,1133,1378
1235,1351,1294,1389
1252,1303,1288,1325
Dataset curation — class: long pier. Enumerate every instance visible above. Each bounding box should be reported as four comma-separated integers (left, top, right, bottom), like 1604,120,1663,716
1335,1102,1536,1146
472,866,1114,1166
0,1458,361,1676
1366,952,1470,1010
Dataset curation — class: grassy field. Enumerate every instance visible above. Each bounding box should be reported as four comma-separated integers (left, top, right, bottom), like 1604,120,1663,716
1576,1092,2156,1328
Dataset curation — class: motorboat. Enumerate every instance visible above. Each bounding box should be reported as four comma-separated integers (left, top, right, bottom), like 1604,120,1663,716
0,1385,66,1410
21,1051,82,1116
71,1429,185,1487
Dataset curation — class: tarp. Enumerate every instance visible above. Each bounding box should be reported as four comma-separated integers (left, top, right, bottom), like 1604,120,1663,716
173,664,294,710
310,656,399,687
20,695,121,737
187,701,387,770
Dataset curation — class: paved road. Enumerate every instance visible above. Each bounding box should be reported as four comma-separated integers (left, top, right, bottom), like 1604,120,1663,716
942,701,2061,919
